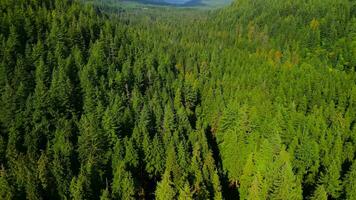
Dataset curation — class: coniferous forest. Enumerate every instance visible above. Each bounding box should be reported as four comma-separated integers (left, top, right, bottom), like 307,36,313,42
0,0,356,199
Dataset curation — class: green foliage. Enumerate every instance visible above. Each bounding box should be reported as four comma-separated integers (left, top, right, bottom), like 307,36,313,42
100,186,111,200
112,163,135,200
345,161,356,200
0,168,13,200
155,171,177,200
270,149,302,200
178,182,193,200
0,0,355,199
70,167,93,200
310,185,328,200
144,134,165,176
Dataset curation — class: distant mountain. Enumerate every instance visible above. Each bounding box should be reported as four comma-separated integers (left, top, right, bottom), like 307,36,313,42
146,0,189,3
83,0,233,7
142,0,233,6
140,0,195,5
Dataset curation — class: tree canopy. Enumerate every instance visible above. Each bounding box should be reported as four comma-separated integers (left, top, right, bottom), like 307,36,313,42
0,0,355,199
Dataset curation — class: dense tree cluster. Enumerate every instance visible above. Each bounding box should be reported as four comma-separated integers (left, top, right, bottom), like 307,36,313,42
0,0,355,199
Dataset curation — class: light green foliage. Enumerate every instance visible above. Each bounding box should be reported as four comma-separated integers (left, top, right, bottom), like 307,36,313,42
70,166,93,200
100,187,111,200
270,149,302,200
212,170,223,200
178,182,193,200
144,134,166,176
156,171,177,200
321,161,342,198
310,185,328,200
112,163,135,200
345,162,356,200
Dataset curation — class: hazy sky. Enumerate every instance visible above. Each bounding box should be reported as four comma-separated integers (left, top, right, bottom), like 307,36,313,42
164,0,191,4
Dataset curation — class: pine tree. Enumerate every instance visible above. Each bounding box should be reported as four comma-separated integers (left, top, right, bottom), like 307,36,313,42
240,153,256,200
165,141,183,186
70,167,92,200
124,138,139,169
310,185,328,200
321,161,342,198
144,134,165,177
270,149,302,200
0,168,13,200
178,182,193,200
190,143,209,199
49,56,75,117
100,186,111,200
37,150,50,190
102,94,124,146
163,104,176,142
112,163,135,200
3,25,20,76
212,170,223,200
247,175,263,200
345,161,356,200
51,118,75,199
155,170,177,200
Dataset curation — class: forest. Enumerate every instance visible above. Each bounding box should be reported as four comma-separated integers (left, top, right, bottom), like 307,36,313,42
0,0,356,199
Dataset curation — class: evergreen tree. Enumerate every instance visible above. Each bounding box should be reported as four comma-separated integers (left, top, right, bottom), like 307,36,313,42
270,149,302,200
344,161,356,200
321,161,342,198
112,163,135,200
100,186,111,200
0,168,13,200
155,170,177,200
178,182,193,200
0,0,355,199
310,185,328,200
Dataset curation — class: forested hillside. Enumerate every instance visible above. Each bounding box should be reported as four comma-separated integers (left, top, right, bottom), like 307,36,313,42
0,0,355,199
